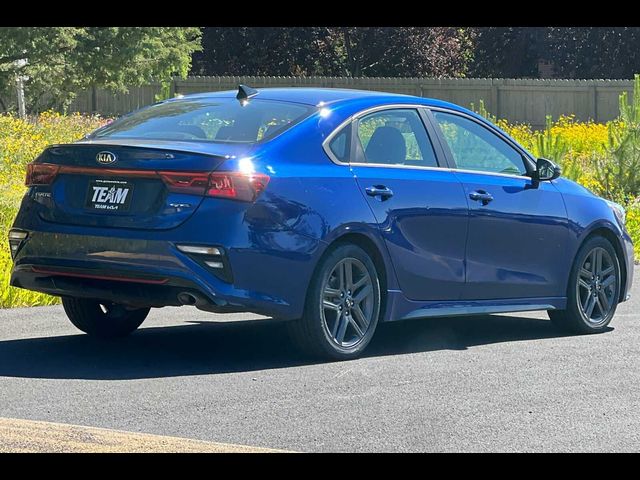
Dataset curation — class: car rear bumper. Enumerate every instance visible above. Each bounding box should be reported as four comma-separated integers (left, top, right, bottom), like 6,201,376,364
9,228,320,319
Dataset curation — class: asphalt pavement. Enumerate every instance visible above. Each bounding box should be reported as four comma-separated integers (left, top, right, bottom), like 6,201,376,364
1,270,639,452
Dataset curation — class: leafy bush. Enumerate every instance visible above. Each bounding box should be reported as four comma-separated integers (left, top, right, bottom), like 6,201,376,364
0,112,108,308
592,75,640,204
626,203,640,253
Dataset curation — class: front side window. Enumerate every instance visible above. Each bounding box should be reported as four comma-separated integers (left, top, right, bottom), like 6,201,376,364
355,109,439,168
432,111,527,176
91,98,314,143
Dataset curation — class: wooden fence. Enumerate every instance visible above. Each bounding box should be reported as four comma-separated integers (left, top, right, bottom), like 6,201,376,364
67,76,635,128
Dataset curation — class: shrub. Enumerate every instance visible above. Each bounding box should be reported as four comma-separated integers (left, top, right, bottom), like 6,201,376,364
593,75,640,203
0,112,108,308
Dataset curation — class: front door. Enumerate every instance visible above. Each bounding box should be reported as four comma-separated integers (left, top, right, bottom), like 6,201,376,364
429,109,569,300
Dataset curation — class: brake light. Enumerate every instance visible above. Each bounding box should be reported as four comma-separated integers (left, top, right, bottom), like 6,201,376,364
24,164,270,202
159,171,269,202
158,172,210,196
207,172,270,201
26,163,59,186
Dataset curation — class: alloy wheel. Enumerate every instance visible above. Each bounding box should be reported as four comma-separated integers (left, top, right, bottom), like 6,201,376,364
577,247,617,326
321,257,376,348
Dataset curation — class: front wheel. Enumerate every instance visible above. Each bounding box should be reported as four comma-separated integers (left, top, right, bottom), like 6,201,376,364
548,236,621,334
62,297,150,339
287,243,382,360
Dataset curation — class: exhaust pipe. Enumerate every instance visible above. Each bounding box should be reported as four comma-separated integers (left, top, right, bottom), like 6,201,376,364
177,292,198,306
177,291,237,313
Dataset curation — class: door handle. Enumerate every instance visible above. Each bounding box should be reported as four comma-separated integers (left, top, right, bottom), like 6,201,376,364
469,190,493,205
365,185,394,200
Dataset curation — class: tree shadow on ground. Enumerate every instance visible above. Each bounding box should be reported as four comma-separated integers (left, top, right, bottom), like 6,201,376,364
0,313,607,380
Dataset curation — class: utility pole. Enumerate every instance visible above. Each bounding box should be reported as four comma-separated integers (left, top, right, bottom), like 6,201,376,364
13,59,28,119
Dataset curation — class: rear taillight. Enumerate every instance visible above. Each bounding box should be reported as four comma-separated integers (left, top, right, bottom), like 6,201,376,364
26,163,59,186
160,171,270,202
207,172,270,202
158,172,210,196
25,164,270,202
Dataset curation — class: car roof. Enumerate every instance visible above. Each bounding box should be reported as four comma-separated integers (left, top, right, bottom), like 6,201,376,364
172,87,468,112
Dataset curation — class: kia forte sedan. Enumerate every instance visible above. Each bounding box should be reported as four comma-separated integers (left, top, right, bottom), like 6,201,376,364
9,86,634,360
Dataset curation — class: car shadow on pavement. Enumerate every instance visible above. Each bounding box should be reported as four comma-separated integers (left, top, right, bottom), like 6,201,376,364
0,313,607,380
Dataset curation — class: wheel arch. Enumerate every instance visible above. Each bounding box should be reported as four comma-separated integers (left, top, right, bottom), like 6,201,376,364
307,229,396,321
577,224,628,303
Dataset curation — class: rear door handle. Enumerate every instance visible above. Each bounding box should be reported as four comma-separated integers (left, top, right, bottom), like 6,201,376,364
365,185,394,200
469,190,493,205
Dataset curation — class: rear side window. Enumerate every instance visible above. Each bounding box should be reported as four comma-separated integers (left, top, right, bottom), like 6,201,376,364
91,98,314,143
328,124,351,163
355,109,438,168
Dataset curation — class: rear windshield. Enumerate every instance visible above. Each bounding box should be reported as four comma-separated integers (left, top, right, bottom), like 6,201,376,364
91,98,314,143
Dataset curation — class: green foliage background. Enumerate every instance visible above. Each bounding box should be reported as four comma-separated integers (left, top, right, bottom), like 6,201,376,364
0,27,202,113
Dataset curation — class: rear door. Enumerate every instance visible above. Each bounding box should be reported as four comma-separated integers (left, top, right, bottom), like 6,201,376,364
331,107,469,301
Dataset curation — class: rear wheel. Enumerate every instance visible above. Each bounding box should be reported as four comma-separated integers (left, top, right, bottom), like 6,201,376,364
287,244,382,360
62,297,150,339
548,236,621,334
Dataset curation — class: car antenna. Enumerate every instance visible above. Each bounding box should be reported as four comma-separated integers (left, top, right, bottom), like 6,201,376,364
236,84,259,105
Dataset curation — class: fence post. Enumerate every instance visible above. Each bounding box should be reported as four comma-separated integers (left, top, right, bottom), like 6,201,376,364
490,81,499,118
16,75,26,119
590,85,598,123
91,86,97,114
13,59,28,119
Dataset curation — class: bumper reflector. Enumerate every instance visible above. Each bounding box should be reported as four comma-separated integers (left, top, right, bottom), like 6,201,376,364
176,245,222,255
8,229,28,259
8,230,28,241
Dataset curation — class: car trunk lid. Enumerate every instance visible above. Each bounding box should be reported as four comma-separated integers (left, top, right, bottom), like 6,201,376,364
30,140,253,230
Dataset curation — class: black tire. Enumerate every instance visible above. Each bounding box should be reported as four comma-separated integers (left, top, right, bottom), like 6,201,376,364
548,236,621,334
62,297,150,339
287,243,382,360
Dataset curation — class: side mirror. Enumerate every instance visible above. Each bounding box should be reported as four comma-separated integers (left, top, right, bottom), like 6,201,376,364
535,157,562,182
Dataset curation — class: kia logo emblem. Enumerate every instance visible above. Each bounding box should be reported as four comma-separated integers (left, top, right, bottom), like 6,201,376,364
96,151,117,165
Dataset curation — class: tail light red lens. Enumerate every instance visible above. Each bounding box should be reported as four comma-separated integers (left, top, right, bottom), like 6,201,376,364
207,172,270,202
26,163,59,186
159,171,269,202
158,172,210,196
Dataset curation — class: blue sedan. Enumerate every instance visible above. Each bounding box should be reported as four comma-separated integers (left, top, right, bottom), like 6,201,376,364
9,86,635,360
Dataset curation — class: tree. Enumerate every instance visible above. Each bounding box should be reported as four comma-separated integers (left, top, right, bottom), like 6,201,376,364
191,27,332,76
191,27,475,78
469,27,545,78
0,27,202,113
469,27,640,79
321,27,475,77
546,28,640,79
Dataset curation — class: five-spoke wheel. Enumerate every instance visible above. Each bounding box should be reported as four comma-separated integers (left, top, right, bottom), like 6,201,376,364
287,243,381,360
576,246,617,326
321,257,376,348
549,236,621,334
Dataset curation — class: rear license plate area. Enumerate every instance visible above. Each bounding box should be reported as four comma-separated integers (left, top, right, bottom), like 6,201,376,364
85,179,134,212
